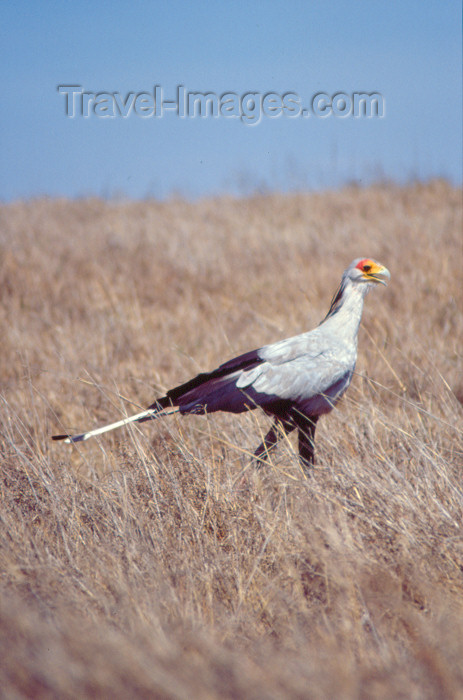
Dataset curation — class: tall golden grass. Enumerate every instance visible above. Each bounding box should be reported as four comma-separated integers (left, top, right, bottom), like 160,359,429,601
0,180,462,698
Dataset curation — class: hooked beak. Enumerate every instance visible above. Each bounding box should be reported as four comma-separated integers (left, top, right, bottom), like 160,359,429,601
365,264,390,286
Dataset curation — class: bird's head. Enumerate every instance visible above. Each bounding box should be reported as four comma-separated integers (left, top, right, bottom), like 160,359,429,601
322,258,390,323
346,258,390,287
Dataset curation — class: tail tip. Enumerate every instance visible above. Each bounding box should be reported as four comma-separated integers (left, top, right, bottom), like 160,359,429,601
52,431,88,443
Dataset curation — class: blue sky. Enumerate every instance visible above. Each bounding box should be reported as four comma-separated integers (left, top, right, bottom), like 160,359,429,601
0,1,461,200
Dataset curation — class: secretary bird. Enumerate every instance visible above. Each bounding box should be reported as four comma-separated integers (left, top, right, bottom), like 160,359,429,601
53,258,390,470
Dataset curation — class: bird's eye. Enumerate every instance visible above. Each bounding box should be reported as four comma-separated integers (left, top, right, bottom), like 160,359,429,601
363,264,372,272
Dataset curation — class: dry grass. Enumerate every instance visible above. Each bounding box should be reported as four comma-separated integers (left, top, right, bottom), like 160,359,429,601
0,180,462,699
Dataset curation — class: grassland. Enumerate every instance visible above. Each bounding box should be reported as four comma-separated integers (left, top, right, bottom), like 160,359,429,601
0,180,462,699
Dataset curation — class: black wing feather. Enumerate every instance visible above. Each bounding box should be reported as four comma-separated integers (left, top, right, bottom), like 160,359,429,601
147,348,263,410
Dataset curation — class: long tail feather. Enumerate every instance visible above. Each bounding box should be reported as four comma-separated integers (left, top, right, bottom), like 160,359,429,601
53,349,263,445
52,405,178,444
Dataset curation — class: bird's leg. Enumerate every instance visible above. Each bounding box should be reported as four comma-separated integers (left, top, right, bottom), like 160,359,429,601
293,413,318,474
253,418,295,466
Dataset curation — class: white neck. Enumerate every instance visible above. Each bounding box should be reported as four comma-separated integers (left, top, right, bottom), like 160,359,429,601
320,279,369,343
